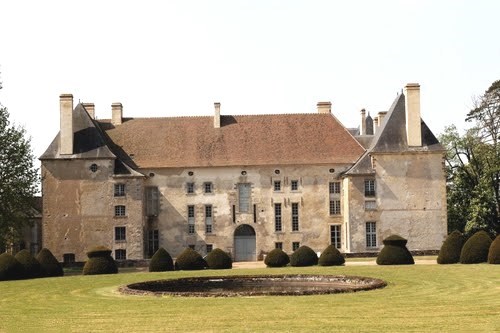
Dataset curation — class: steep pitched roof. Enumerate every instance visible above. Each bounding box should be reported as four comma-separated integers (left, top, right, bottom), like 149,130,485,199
97,113,365,169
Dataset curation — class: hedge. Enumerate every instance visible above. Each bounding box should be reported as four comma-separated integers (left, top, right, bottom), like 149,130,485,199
36,248,64,277
83,246,118,275
205,248,232,269
264,248,290,267
376,234,414,265
487,235,500,264
460,230,492,264
15,249,42,279
290,246,318,267
174,248,206,270
437,230,464,264
149,248,174,272
0,253,24,281
318,245,345,266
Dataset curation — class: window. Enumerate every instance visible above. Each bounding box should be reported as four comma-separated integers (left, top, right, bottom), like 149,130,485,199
205,205,213,233
330,225,341,249
366,222,377,247
204,182,213,194
63,253,75,264
115,249,126,260
253,204,257,223
291,180,299,191
148,230,159,257
274,181,281,192
275,242,283,250
292,242,300,251
291,203,299,231
365,200,376,211
206,244,213,253
115,226,126,242
114,205,126,217
329,200,341,215
186,182,195,194
329,182,341,194
274,203,282,232
188,205,195,234
365,179,376,197
145,187,159,216
89,164,98,172
114,184,125,197
188,244,195,250
238,183,251,212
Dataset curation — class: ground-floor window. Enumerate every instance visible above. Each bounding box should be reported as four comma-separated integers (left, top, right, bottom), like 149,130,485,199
115,249,126,260
63,253,75,264
330,225,341,249
366,222,377,248
206,244,213,253
148,229,159,257
292,242,300,252
188,244,195,250
275,242,283,250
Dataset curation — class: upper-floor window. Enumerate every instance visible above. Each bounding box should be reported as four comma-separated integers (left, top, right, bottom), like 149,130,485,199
238,183,251,213
188,205,195,234
186,182,195,194
114,205,126,217
329,200,341,215
291,180,299,191
145,187,159,216
274,203,282,232
291,203,299,231
365,200,376,211
115,226,126,242
365,179,376,197
205,205,213,233
148,230,159,258
329,182,341,194
114,184,125,197
274,181,281,192
204,182,213,194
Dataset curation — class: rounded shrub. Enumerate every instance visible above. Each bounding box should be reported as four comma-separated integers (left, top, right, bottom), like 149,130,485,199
460,230,492,264
205,248,233,269
376,234,414,265
290,246,318,267
0,253,24,281
15,249,42,279
149,247,174,272
488,235,500,264
174,248,206,270
83,246,118,275
318,245,345,266
36,248,64,277
437,230,464,264
264,248,290,267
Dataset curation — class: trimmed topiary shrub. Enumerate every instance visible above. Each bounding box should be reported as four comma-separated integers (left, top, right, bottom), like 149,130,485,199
15,249,42,279
437,230,464,264
174,248,206,270
290,246,318,267
36,248,64,277
149,248,174,272
488,235,500,264
0,253,24,281
264,248,290,267
205,248,232,269
83,246,118,275
376,235,414,265
460,231,492,264
318,245,345,266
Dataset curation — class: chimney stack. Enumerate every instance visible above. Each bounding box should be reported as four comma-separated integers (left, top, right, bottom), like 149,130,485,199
317,101,332,114
373,117,379,134
377,111,387,127
60,94,74,155
214,102,221,128
82,103,95,119
404,83,422,146
111,103,123,126
360,109,366,135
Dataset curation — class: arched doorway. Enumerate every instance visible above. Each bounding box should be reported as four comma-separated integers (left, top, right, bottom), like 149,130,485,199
234,224,256,261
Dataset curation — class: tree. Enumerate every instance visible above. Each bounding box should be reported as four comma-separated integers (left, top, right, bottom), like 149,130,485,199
440,80,500,235
0,74,39,249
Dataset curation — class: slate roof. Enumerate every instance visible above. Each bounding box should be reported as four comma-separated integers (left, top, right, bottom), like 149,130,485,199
98,114,366,169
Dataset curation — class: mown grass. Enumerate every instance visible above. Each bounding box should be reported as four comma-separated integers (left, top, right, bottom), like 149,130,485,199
0,264,498,332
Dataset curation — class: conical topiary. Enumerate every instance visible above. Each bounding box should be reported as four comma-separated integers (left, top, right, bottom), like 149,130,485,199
83,246,118,275
290,245,318,267
460,230,492,264
205,248,232,269
264,248,290,267
0,253,24,281
487,235,500,264
174,248,206,270
318,245,345,266
15,249,42,279
376,235,414,265
437,230,464,264
36,248,64,277
149,248,174,272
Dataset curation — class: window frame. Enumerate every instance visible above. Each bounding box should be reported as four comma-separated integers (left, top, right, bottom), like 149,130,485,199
186,182,195,194
205,205,213,234
115,249,127,260
364,179,376,197
291,202,299,231
329,181,341,194
329,200,341,215
330,225,341,249
114,205,126,217
291,180,299,191
115,226,126,242
273,180,281,192
366,222,377,248
292,242,300,252
238,183,251,213
204,182,213,194
114,183,126,197
148,229,159,258
274,203,282,232
188,205,195,234
275,242,283,250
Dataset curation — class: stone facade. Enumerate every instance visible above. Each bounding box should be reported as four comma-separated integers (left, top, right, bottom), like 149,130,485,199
40,83,447,262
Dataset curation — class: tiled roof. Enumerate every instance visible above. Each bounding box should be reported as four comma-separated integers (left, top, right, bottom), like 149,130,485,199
98,113,366,168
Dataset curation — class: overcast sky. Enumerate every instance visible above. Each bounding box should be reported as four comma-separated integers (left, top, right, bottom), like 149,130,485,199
1,0,499,160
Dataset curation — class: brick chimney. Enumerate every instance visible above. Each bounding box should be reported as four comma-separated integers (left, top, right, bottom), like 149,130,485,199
214,102,221,128
82,103,95,119
59,94,74,155
111,103,123,126
317,102,331,114
404,83,422,146
360,109,366,135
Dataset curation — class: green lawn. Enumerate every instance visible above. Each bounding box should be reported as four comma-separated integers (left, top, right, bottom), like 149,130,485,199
0,264,498,332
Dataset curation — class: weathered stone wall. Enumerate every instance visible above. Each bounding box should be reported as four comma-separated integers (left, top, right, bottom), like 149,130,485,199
41,159,145,261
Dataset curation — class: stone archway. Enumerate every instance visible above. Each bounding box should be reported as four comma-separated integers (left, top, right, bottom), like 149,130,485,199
234,224,256,262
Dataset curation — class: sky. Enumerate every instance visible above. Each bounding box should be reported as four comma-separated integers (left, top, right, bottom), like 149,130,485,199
1,0,499,160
